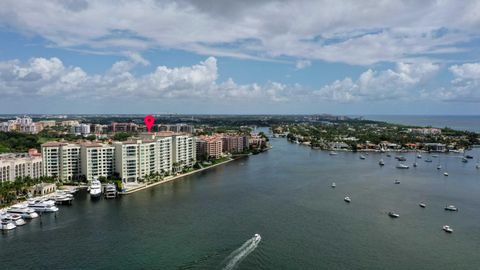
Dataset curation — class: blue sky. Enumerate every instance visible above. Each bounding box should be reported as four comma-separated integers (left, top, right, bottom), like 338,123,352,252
0,0,480,115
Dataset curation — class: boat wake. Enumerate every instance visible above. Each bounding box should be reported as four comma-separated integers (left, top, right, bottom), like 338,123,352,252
221,234,262,270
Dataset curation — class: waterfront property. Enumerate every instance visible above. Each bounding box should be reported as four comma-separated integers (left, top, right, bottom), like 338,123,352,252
0,150,42,183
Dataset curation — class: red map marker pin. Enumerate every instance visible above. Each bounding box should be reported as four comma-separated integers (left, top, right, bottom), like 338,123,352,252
144,115,155,133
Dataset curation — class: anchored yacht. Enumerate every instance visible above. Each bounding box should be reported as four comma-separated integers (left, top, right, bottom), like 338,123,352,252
344,196,351,203
443,225,453,233
28,200,59,213
7,206,38,219
388,212,400,218
90,179,102,198
1,219,16,231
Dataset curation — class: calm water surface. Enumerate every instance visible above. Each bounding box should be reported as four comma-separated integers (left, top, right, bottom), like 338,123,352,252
2,135,480,269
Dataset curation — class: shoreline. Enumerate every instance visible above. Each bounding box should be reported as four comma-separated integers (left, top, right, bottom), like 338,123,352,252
118,158,236,195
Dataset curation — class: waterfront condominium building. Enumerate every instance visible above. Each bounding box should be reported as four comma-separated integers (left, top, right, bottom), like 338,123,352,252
221,135,248,153
42,142,81,181
80,142,115,182
196,135,223,159
0,152,43,183
172,135,196,168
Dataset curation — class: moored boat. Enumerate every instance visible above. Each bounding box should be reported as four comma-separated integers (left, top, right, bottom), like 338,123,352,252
388,212,400,218
443,225,453,233
444,205,458,211
0,219,16,231
89,179,102,199
7,206,39,219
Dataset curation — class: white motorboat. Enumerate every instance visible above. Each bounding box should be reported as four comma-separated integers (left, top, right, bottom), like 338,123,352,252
2,214,26,226
329,151,338,156
461,157,468,163
437,164,442,170
7,206,39,219
104,184,117,199
344,196,351,203
359,155,366,160
379,159,385,166
90,179,102,198
394,179,401,184
445,205,458,211
413,162,418,167
396,164,409,169
388,212,400,218
331,182,336,188
1,219,16,230
443,172,449,176
425,158,433,163
417,154,422,159
28,200,59,213
443,225,453,233
419,202,426,208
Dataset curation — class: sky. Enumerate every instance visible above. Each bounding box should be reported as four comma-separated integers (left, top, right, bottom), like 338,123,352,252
0,0,480,115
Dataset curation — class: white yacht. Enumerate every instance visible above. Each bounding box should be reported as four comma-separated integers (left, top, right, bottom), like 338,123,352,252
344,196,351,203
53,191,74,205
443,225,453,233
90,179,102,198
1,219,16,230
2,214,26,226
28,200,59,213
331,182,336,188
104,184,117,199
396,164,409,169
7,206,39,219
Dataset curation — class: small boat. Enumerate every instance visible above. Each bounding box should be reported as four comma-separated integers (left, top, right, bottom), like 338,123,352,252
0,219,16,231
443,225,453,233
329,151,338,156
379,159,385,166
437,165,442,170
344,196,351,203
425,159,433,163
419,202,426,208
432,154,439,158
443,172,449,176
394,179,400,184
388,212,400,218
476,163,480,169
53,191,74,205
413,162,418,167
395,156,407,161
461,157,468,163
465,155,474,159
417,154,422,159
386,154,391,157
331,182,336,188
359,155,366,160
396,164,409,169
445,205,458,211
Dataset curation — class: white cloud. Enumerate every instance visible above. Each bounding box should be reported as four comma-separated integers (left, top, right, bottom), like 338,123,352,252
1,1,480,65
0,56,297,103
314,62,440,102
295,60,311,70
439,62,480,102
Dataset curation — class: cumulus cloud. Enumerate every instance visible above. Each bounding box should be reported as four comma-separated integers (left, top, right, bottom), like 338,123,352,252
0,56,295,102
314,62,440,102
439,63,480,102
0,1,479,65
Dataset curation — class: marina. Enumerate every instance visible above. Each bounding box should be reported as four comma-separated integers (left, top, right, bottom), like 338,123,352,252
1,136,480,269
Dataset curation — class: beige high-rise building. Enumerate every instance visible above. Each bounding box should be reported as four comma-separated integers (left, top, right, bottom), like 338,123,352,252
80,142,115,181
42,142,81,181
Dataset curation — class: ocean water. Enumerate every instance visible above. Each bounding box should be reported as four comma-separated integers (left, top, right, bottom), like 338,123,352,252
363,115,480,133
1,135,480,269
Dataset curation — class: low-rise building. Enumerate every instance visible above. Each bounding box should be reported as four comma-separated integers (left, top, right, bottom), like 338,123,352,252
0,151,43,183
